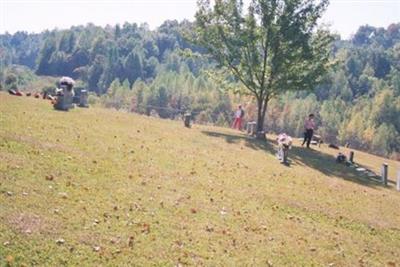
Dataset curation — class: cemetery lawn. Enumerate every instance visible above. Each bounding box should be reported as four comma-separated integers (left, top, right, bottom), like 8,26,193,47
1,93,399,266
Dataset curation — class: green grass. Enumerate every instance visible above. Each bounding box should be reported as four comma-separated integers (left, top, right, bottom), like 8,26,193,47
1,93,399,266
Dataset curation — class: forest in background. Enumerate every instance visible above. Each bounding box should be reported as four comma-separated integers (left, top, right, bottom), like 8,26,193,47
0,21,399,159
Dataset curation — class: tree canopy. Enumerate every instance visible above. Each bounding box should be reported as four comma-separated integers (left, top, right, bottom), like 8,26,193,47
193,0,333,135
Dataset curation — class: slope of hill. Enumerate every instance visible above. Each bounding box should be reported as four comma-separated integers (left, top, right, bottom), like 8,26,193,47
0,93,399,266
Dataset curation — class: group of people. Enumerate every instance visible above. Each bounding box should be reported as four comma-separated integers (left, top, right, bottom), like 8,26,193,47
231,105,316,163
231,105,316,146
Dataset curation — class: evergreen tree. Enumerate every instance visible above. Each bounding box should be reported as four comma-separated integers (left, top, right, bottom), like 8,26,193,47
124,51,143,87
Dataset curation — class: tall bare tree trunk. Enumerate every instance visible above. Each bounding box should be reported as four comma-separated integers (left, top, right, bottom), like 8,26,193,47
256,96,269,140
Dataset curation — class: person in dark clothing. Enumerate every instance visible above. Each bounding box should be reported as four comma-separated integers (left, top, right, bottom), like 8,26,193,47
302,114,315,148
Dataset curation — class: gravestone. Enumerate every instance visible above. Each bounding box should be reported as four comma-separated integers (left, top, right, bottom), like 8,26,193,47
381,163,388,186
277,146,289,164
79,90,89,108
54,77,75,111
349,151,354,163
246,121,256,136
184,113,191,128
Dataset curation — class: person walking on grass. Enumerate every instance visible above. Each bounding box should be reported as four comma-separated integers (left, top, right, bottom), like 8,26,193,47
232,105,245,130
302,113,315,148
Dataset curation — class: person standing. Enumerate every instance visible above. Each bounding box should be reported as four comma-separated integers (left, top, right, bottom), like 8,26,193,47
302,114,315,148
232,105,244,130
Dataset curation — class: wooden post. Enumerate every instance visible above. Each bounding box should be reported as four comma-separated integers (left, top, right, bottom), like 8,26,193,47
349,151,354,163
397,170,400,191
381,163,388,186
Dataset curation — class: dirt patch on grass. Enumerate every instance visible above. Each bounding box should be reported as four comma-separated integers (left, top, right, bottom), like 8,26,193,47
7,213,59,235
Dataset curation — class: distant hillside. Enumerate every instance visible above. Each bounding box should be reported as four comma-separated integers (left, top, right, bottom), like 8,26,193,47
0,93,399,266
0,21,399,158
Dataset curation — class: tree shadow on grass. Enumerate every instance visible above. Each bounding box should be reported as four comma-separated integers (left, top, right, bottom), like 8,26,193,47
289,146,385,188
202,130,275,154
202,130,385,189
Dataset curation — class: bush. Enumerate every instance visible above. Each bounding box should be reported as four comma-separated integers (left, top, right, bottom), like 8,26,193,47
42,86,56,95
88,93,100,106
5,73,18,90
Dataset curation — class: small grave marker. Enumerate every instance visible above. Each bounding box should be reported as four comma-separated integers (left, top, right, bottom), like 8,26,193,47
381,163,388,186
246,121,256,136
183,113,191,128
349,151,354,163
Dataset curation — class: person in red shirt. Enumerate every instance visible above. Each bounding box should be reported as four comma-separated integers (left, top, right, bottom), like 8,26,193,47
302,114,315,148
232,105,245,130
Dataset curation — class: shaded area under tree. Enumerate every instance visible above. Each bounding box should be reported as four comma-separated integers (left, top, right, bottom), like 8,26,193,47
201,130,396,189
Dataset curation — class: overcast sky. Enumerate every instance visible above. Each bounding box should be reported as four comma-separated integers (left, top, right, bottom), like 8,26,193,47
1,0,399,39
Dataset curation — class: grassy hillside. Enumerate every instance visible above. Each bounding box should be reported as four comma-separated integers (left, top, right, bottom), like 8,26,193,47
0,93,399,266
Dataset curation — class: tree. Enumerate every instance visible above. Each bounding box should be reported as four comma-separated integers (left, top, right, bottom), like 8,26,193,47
36,37,56,75
156,85,170,118
5,73,18,90
194,0,332,138
371,123,399,157
124,51,143,87
131,79,147,114
88,55,106,93
319,98,346,143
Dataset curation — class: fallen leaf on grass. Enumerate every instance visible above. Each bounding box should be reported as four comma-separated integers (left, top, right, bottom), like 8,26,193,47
142,223,150,234
128,236,134,247
58,192,68,199
56,238,65,245
220,207,227,215
205,225,214,232
112,249,122,255
6,255,14,264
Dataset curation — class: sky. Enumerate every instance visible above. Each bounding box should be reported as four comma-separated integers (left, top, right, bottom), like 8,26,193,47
0,0,399,39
